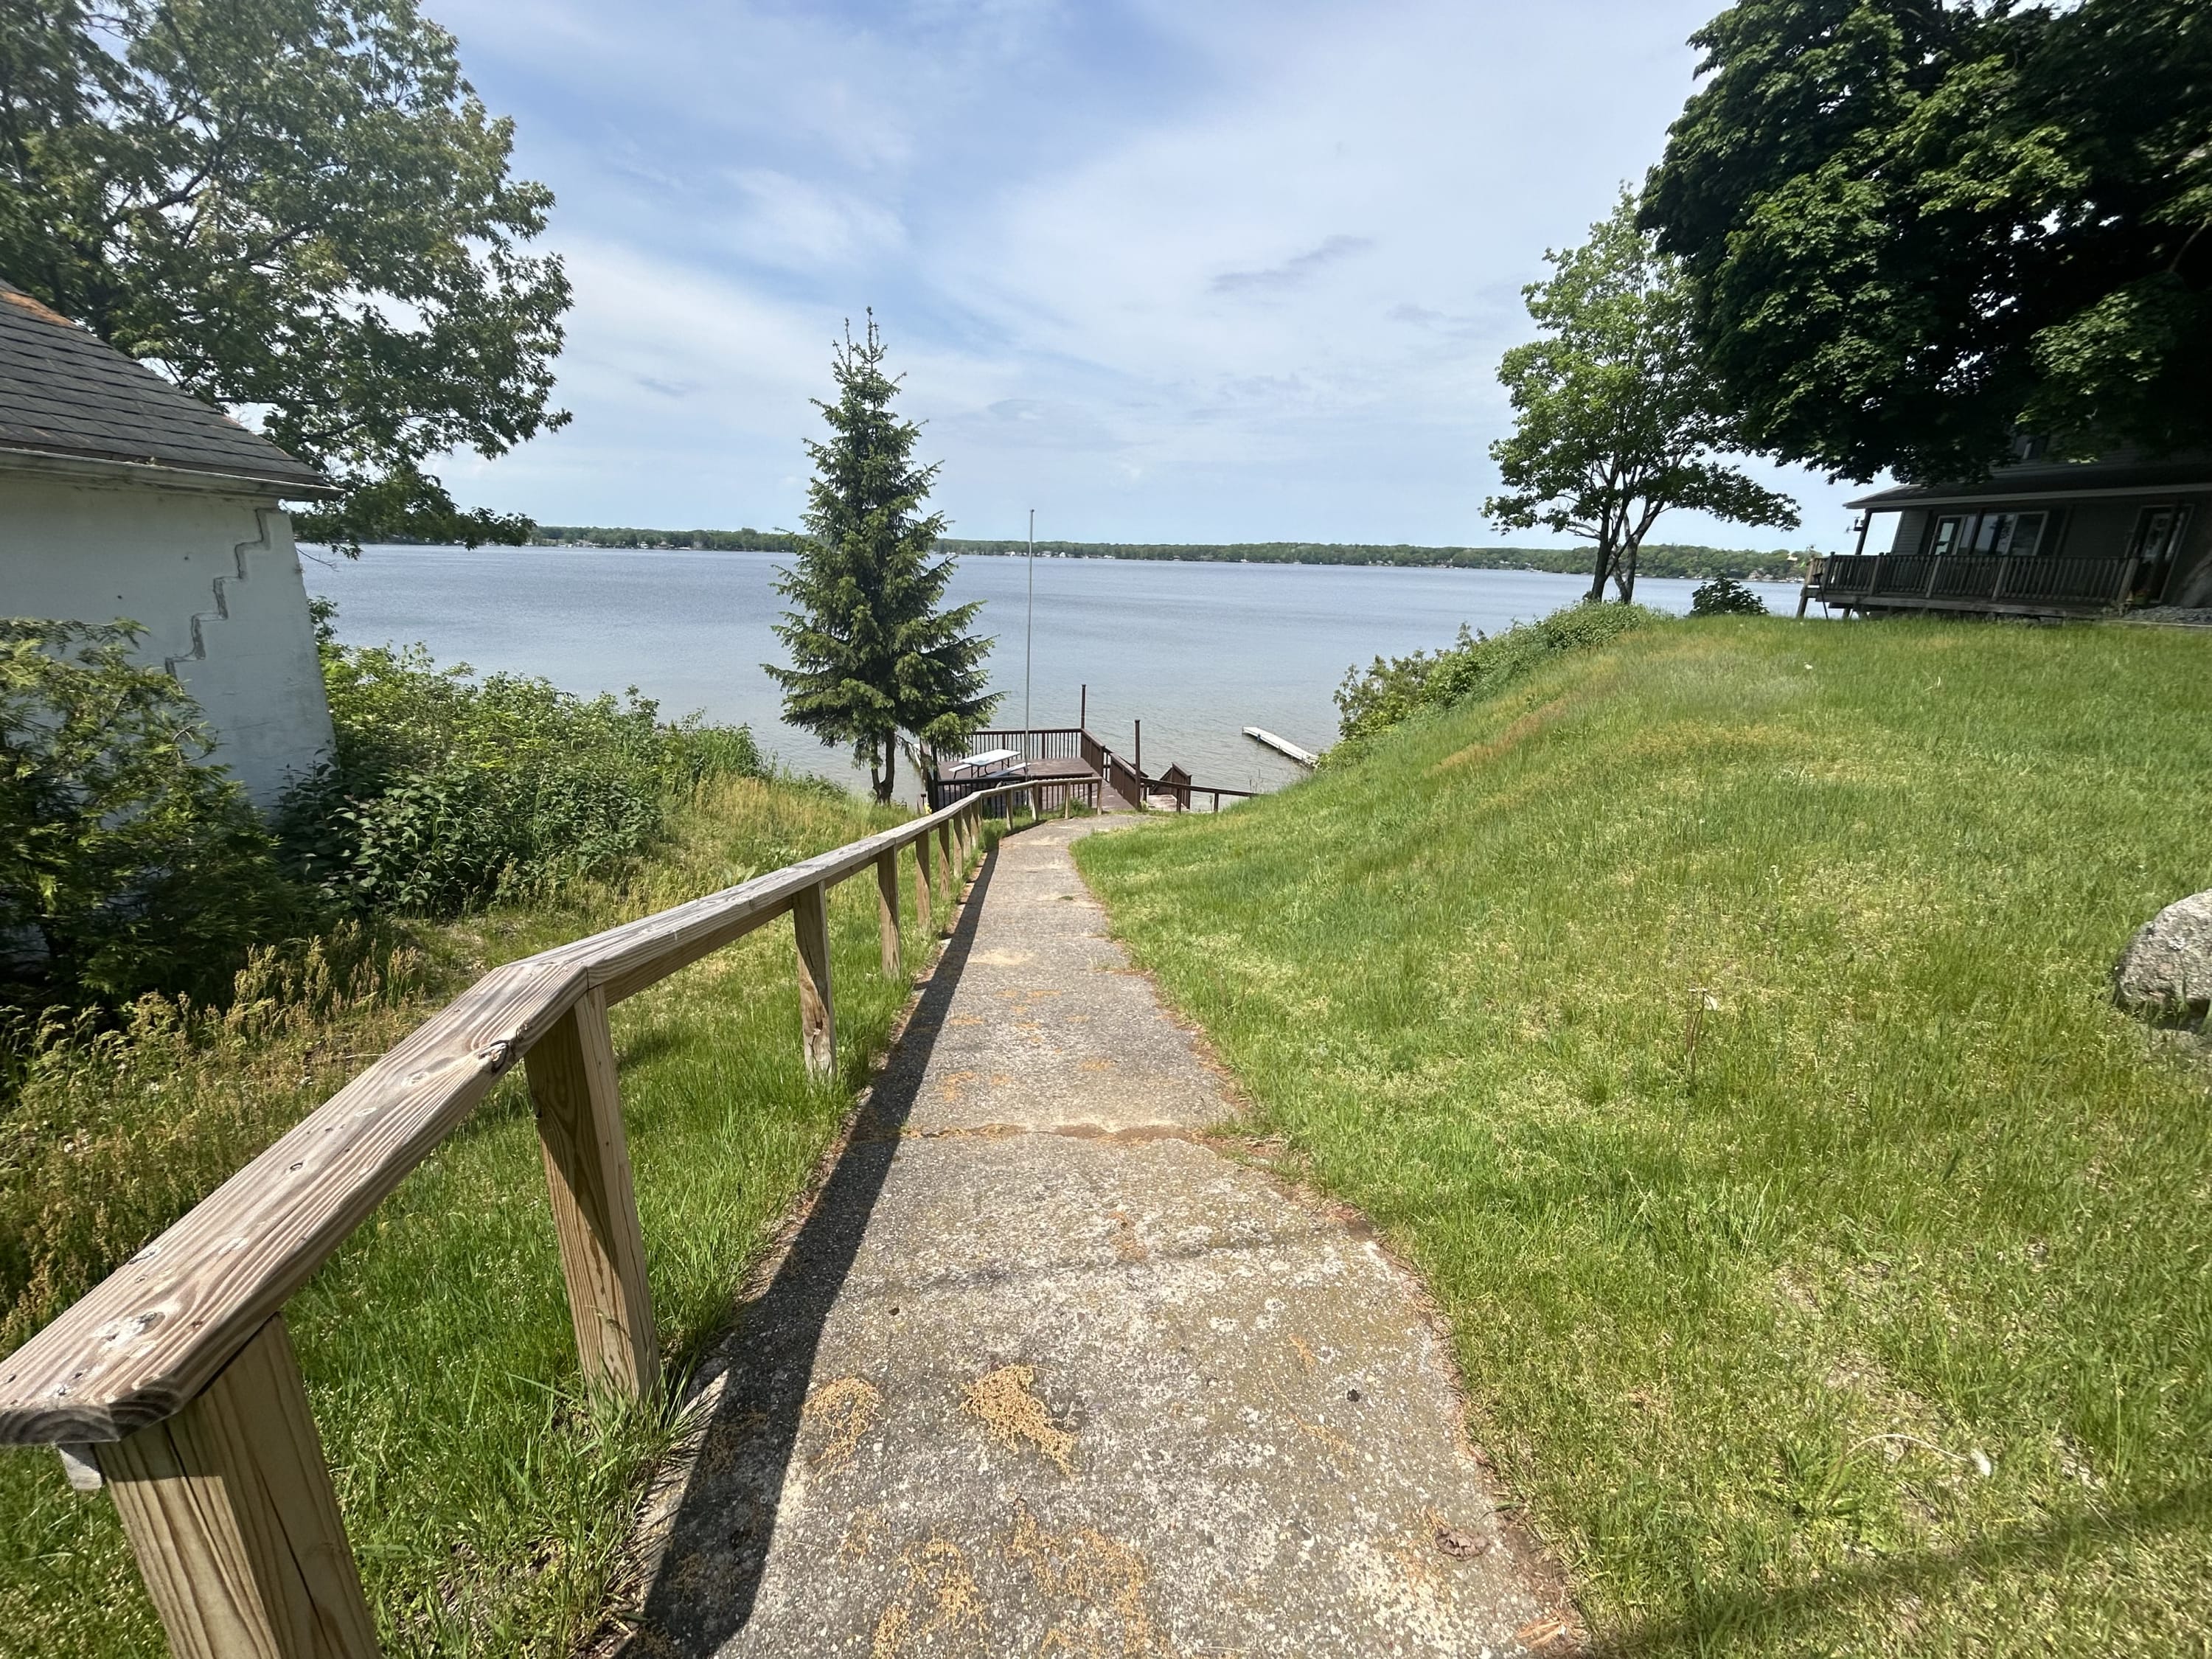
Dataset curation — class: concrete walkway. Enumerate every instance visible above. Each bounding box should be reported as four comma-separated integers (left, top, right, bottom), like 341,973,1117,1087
621,818,1567,1658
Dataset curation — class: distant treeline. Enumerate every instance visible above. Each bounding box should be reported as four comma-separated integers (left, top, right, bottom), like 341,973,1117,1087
936,540,1815,579
529,526,1815,580
535,525,807,552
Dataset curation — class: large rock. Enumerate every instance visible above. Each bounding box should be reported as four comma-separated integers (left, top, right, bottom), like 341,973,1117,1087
2115,891,2212,1024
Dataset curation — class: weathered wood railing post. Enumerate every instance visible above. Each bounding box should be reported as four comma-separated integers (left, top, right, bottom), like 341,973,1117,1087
526,987,657,1398
792,882,836,1079
875,849,901,978
914,826,935,935
0,782,1059,1659
97,1314,381,1659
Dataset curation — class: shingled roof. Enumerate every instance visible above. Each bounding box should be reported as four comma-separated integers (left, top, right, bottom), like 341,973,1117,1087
0,282,336,497
1847,454,2212,512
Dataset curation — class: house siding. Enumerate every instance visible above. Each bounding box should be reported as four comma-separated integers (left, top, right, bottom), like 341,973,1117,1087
0,470,334,806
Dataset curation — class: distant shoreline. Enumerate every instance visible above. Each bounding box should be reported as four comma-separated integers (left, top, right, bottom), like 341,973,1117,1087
507,526,1818,583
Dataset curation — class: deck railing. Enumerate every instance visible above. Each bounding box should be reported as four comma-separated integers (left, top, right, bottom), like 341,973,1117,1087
940,726,1261,815
1147,777,1260,813
1815,552,2135,612
955,727,1087,763
927,771,1103,815
0,783,1037,1659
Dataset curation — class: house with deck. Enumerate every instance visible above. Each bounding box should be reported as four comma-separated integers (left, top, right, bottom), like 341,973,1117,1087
0,282,339,805
1808,447,2212,619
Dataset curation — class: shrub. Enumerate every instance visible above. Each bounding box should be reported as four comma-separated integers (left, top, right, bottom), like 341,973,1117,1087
279,629,765,914
1332,601,1658,752
0,619,309,1011
1689,575,1769,616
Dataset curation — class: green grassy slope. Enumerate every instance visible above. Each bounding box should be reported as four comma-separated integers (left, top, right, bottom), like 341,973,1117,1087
0,776,990,1658
1075,618,2212,1656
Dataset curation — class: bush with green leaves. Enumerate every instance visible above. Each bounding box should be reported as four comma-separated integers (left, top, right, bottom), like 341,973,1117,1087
0,619,308,1009
1332,602,1658,754
1688,576,1768,617
280,634,765,913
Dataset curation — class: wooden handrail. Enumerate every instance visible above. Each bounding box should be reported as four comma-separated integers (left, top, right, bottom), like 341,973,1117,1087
0,785,1054,1659
0,785,1031,1449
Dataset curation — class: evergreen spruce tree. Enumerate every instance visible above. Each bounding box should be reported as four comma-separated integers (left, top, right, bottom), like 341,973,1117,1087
768,316,998,801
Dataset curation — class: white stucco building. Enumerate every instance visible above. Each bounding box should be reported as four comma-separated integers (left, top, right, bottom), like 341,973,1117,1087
0,282,338,807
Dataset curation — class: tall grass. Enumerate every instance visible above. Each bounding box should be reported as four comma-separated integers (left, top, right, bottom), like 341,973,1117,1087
1077,617,2212,1656
0,773,978,1657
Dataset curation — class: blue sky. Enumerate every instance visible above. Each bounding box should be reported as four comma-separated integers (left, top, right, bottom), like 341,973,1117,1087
427,0,1869,550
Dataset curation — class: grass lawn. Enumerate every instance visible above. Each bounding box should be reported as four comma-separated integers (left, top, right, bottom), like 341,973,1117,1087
0,773,992,1657
1075,617,2212,1656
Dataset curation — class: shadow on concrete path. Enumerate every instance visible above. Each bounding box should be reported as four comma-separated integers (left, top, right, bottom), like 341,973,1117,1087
628,838,1006,1652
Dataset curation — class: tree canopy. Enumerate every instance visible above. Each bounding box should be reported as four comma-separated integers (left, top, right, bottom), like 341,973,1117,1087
1486,192,1799,604
1643,0,2212,484
0,0,568,546
768,317,998,802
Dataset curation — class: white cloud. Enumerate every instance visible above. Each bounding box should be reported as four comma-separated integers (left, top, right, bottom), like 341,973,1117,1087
424,0,1868,549
723,168,908,269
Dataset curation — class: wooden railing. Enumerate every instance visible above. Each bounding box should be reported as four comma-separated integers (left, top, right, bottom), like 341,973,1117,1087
927,771,1102,815
1815,552,2135,612
0,783,1035,1659
955,727,1087,763
943,726,1262,815
1148,778,1260,813
1103,745,1145,810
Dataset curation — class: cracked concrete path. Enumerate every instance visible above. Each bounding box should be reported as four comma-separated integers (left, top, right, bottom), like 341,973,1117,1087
622,818,1566,1658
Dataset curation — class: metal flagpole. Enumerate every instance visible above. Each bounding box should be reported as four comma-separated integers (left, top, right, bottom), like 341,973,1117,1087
1024,508,1035,761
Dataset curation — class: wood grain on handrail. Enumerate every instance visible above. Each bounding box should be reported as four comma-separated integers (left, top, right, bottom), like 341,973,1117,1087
0,785,1029,1448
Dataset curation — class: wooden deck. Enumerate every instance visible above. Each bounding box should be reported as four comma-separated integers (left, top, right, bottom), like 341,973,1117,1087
933,727,1258,815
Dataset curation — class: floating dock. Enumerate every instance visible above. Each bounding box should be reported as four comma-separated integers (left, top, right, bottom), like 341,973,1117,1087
1243,726,1318,768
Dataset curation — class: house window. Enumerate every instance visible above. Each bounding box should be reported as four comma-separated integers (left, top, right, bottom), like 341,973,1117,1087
1972,512,2048,556
1930,511,2050,557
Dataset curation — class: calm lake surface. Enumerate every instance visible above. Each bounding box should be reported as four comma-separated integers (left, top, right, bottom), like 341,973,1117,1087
304,547,1761,799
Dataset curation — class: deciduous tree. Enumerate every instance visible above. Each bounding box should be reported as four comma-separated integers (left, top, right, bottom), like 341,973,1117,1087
769,317,998,802
1486,192,1799,604
1642,0,2212,482
0,0,568,547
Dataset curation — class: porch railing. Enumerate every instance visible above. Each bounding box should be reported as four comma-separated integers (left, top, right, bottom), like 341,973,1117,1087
1815,552,2136,612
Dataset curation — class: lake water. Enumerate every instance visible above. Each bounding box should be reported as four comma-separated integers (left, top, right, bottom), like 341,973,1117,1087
303,547,1761,800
